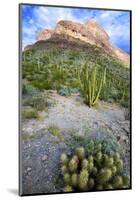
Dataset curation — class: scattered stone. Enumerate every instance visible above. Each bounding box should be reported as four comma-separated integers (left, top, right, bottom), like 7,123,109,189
26,167,31,172
42,155,48,161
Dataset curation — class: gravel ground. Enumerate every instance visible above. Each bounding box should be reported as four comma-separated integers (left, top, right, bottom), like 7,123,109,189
21,91,130,195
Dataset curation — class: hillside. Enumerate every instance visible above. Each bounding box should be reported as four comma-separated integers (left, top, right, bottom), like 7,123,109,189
23,44,130,107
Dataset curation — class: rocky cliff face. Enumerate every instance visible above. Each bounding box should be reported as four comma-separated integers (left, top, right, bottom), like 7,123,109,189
37,29,53,41
35,19,129,65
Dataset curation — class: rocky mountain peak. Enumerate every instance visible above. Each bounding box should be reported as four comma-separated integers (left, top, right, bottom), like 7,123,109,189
85,19,99,26
85,19,109,41
34,19,129,65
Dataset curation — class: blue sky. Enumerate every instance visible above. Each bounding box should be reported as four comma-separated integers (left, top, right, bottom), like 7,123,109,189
21,5,130,53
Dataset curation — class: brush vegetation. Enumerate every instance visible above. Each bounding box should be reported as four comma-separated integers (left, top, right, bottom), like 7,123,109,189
22,47,130,108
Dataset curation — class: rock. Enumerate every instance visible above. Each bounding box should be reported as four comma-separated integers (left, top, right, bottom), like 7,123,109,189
26,167,31,172
85,19,109,41
37,29,53,41
41,155,48,161
25,167,32,175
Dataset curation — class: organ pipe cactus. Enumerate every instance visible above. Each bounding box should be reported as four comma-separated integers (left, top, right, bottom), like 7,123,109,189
80,64,106,107
60,144,130,192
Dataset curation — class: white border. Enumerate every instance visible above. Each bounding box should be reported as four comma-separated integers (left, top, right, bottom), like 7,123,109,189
0,0,134,199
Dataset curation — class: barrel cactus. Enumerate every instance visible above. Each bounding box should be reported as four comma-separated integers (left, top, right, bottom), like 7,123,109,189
64,185,73,192
60,144,130,192
71,173,78,187
69,158,78,172
78,169,89,190
75,147,85,159
60,153,68,165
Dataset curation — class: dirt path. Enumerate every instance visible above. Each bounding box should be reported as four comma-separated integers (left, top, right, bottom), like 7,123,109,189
22,90,129,140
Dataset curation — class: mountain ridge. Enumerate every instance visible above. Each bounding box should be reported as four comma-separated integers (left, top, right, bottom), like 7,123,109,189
25,19,130,65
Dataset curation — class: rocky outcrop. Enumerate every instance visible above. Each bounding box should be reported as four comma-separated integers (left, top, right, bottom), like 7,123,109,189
35,19,130,65
37,29,53,41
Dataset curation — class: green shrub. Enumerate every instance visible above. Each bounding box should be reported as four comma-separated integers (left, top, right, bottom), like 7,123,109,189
22,84,39,96
58,86,71,96
22,133,36,141
31,80,52,90
86,137,121,155
58,86,79,97
22,109,39,119
23,93,50,111
48,124,60,137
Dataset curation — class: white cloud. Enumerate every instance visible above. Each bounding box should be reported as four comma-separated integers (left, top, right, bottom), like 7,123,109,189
92,10,130,50
22,6,81,48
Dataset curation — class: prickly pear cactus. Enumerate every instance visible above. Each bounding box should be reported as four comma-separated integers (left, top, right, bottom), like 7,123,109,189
60,144,130,192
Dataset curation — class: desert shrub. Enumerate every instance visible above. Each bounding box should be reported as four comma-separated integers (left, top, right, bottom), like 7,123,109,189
22,133,36,141
22,108,39,119
48,124,61,137
58,86,79,97
120,97,130,108
23,93,50,111
86,138,121,155
31,80,52,90
22,48,130,108
70,79,81,89
70,88,80,93
65,130,126,167
22,84,39,96
58,87,71,96
60,145,130,192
